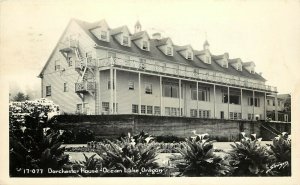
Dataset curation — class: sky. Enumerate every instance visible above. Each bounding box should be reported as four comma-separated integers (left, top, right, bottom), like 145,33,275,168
1,0,300,99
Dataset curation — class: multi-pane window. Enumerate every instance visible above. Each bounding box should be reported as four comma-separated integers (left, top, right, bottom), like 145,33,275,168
132,104,138,114
113,103,118,113
147,106,153,114
128,81,134,90
55,60,60,71
139,58,146,69
101,30,107,40
145,83,152,94
154,106,160,115
76,104,82,114
273,100,275,106
102,102,109,112
229,112,241,120
199,110,210,118
141,105,146,114
191,86,210,101
165,107,171,116
166,47,172,56
267,99,270,105
248,114,254,120
63,82,68,92
142,41,149,50
205,56,211,64
46,86,51,96
108,52,116,59
237,64,242,71
190,109,198,117
165,107,180,116
123,36,129,46
163,82,179,98
248,97,260,107
222,61,228,68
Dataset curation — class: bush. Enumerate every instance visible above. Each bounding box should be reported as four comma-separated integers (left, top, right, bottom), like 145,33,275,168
174,134,232,176
95,133,164,177
156,135,185,143
227,133,271,176
74,129,95,144
9,109,70,177
266,132,291,176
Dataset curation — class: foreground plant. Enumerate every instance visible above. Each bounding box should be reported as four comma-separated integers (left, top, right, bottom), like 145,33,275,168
266,132,291,176
227,133,271,176
174,133,232,176
96,133,163,177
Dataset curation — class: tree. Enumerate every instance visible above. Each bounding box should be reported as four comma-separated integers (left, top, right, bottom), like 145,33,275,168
13,92,30,102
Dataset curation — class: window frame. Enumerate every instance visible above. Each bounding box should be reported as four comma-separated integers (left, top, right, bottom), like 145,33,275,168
63,82,68,92
100,30,107,41
122,35,129,46
128,81,134,90
46,86,51,97
142,40,149,51
132,104,138,114
145,83,153,94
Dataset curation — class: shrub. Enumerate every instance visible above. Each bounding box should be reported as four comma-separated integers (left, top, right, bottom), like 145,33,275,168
9,111,70,177
266,132,291,176
95,133,164,177
156,135,185,143
174,134,232,176
74,129,95,144
227,133,271,176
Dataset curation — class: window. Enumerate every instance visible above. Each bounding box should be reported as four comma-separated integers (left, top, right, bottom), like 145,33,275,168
86,51,93,63
191,86,210,101
154,106,160,115
166,47,172,56
193,69,199,76
102,102,109,112
190,109,198,117
101,30,107,40
68,57,73,67
237,64,242,71
267,99,270,105
187,52,192,60
122,36,129,46
248,97,260,107
132,104,138,114
141,105,146,114
163,83,179,98
145,83,152,94
55,60,60,71
230,112,234,120
128,81,134,90
142,41,149,50
46,86,51,96
205,56,211,64
63,83,68,92
229,91,240,105
248,114,254,120
199,110,210,118
222,90,228,103
76,104,82,114
113,103,118,113
273,100,275,106
147,106,153,114
108,81,115,89
171,108,177,116
222,61,228,68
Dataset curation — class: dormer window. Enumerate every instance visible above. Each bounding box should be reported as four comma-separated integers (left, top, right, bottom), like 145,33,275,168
250,69,255,74
122,36,129,46
166,46,173,56
187,52,193,60
205,56,211,64
222,61,228,68
237,64,242,71
142,41,149,51
101,31,107,40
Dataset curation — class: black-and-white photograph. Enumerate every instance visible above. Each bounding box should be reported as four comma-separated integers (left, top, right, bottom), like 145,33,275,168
1,0,299,184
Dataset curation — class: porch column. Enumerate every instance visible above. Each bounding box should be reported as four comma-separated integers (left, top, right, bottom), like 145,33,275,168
160,76,163,116
275,93,278,121
228,86,230,119
114,69,117,114
179,79,182,116
264,92,267,120
240,89,243,120
110,68,113,114
96,70,101,115
138,72,141,115
213,84,216,118
252,91,255,120
197,82,199,117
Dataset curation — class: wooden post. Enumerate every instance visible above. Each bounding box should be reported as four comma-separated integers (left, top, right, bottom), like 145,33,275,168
138,72,141,115
252,91,255,120
213,84,216,118
197,81,199,117
275,93,278,121
179,79,182,116
110,67,113,114
114,69,117,114
228,86,230,119
264,92,267,120
160,76,163,116
240,89,243,119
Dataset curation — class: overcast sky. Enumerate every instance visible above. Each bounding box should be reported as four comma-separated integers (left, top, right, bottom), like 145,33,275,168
1,0,300,98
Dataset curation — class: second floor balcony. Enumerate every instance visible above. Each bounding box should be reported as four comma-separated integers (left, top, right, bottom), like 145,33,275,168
78,57,278,93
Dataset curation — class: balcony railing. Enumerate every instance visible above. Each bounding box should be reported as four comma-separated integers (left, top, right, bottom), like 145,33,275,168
75,82,96,93
80,57,277,92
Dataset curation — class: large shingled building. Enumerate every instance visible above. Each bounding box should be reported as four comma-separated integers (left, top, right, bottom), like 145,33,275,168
38,19,279,120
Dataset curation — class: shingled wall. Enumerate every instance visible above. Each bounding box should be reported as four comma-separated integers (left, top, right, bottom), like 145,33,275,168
52,115,290,141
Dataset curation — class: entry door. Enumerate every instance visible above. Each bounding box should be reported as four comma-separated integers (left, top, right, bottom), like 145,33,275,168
220,111,224,119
